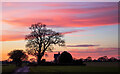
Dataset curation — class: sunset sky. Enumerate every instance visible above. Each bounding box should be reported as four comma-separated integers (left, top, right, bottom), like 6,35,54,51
1,2,119,61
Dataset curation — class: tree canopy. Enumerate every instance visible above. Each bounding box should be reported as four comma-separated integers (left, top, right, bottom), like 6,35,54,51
8,49,28,66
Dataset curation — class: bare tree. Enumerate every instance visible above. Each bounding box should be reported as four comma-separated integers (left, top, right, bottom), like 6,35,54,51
25,23,65,64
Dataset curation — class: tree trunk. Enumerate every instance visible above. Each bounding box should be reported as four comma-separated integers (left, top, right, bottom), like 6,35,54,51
37,44,42,65
37,54,42,65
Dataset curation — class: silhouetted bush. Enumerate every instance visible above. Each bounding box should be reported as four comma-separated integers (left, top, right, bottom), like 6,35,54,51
72,59,83,65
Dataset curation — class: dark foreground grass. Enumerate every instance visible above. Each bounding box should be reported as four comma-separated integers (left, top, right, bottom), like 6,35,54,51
2,62,119,72
2,64,17,72
2,63,27,72
30,66,119,72
30,62,119,72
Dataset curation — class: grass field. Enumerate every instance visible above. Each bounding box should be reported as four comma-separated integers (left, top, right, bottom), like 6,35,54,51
30,66,119,72
85,62,119,67
29,62,119,72
2,63,27,72
2,64,17,72
2,62,120,72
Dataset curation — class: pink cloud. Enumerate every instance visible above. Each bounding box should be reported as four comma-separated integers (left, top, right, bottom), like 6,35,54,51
40,3,69,7
61,30,85,35
43,6,117,14
3,2,17,7
3,2,69,7
3,11,118,28
2,2,118,28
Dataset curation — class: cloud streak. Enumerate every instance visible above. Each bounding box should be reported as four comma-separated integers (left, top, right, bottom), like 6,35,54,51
61,30,85,35
1,29,86,41
67,44,99,47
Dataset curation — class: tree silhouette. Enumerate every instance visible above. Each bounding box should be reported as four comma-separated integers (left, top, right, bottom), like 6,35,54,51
98,56,108,62
58,51,73,64
109,57,117,62
25,23,65,64
8,50,28,66
86,56,92,62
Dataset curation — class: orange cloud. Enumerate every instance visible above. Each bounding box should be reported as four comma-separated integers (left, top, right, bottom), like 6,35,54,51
0,34,25,41
0,29,29,41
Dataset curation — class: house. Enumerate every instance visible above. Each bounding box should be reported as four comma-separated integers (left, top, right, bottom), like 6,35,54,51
54,52,60,63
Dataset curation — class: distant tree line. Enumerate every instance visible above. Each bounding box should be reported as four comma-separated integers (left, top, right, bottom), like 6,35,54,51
79,56,119,62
